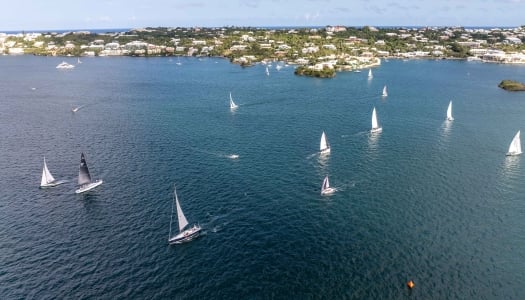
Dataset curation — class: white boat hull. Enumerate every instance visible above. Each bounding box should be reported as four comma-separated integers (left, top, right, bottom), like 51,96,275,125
40,180,67,188
371,127,383,134
506,151,522,156
447,117,454,121
75,179,103,194
321,187,336,195
320,147,331,155
169,224,202,244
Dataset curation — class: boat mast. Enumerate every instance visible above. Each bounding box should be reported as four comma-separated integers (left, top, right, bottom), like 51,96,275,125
169,186,176,241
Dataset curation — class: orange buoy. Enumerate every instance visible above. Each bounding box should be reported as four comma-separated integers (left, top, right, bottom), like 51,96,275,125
407,280,415,289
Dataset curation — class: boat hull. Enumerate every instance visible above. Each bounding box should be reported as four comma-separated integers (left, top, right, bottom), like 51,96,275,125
371,127,383,134
447,117,454,121
75,179,103,194
321,187,336,195
40,180,67,188
506,151,522,156
169,225,202,244
320,148,331,155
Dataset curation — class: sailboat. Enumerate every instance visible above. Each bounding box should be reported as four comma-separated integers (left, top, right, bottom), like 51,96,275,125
446,101,454,121
77,57,82,64
320,131,331,154
229,92,238,109
506,130,522,156
75,152,103,194
368,68,373,79
321,175,335,195
370,107,383,133
40,157,66,188
382,85,388,97
168,187,202,244
265,66,270,76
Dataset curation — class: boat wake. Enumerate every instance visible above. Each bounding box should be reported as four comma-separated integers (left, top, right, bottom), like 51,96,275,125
71,105,85,113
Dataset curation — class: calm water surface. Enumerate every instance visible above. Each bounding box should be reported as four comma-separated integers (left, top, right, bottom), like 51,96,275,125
1,56,525,299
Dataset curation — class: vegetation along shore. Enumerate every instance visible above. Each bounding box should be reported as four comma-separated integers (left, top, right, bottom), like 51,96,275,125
2,25,525,77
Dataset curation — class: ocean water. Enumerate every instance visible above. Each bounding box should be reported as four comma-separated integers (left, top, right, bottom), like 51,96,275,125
1,56,525,299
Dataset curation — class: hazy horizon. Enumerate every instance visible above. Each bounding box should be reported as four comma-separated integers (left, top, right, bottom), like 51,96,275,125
1,0,524,32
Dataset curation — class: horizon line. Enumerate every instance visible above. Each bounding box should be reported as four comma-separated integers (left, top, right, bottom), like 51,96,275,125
1,24,524,33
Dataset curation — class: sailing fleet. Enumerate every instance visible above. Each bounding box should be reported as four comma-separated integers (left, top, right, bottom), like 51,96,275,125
40,65,523,246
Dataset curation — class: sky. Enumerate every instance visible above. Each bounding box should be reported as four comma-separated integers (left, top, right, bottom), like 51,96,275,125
1,0,524,31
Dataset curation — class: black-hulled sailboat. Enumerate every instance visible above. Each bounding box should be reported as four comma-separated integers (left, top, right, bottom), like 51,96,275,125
168,186,201,244
75,152,103,194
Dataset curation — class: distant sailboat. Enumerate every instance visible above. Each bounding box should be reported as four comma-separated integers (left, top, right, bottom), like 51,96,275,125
176,56,182,65
371,107,383,133
168,186,202,244
265,66,270,76
229,92,238,109
446,101,454,121
321,175,335,195
320,131,331,154
75,153,103,194
506,130,522,156
368,69,373,79
382,85,388,97
40,157,66,188
77,57,82,64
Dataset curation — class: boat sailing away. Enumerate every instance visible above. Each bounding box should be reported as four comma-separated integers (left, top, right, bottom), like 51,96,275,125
40,157,66,188
446,101,454,121
229,92,238,109
265,66,270,76
321,175,335,195
75,153,103,194
506,130,522,156
320,131,331,154
382,85,388,97
368,69,373,79
168,187,202,244
370,107,383,133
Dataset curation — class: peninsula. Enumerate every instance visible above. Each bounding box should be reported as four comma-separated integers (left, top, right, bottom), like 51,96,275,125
2,26,525,76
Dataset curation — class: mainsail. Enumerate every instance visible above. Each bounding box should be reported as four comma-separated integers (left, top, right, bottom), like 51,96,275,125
322,176,330,190
372,107,379,129
41,158,55,186
508,130,522,155
78,152,92,185
320,131,329,151
175,190,189,232
447,101,453,120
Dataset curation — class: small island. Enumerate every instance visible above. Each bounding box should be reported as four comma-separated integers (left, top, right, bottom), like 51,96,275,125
498,80,525,91
294,65,336,78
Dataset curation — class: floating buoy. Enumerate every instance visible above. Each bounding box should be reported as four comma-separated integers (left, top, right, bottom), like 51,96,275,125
407,280,415,289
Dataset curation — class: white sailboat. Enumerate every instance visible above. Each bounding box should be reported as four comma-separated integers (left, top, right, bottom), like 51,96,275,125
40,157,66,188
265,66,270,76
506,130,522,156
229,92,238,109
368,69,373,79
168,187,202,244
320,131,331,154
321,175,335,195
446,101,454,121
370,107,383,133
382,85,388,97
75,152,103,194
77,57,82,64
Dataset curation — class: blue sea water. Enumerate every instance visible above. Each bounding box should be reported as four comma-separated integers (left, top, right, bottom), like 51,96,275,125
1,56,525,299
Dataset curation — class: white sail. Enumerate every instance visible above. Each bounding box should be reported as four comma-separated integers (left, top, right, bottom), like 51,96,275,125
371,107,382,133
446,101,454,121
368,69,373,79
229,92,238,109
320,131,330,154
265,66,269,76
322,176,330,190
372,108,378,129
175,190,189,232
382,85,388,97
507,130,522,156
41,158,55,186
